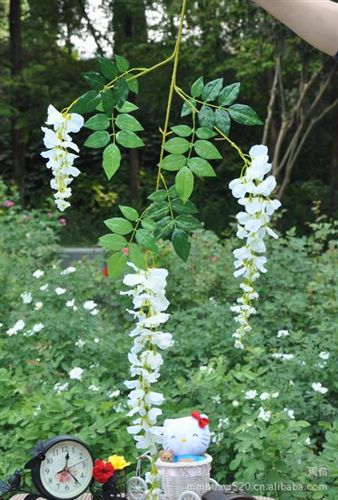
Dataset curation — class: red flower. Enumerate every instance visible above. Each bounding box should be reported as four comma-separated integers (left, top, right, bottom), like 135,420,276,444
102,266,109,277
92,459,115,483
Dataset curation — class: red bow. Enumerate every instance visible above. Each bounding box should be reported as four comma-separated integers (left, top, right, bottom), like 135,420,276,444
191,411,209,429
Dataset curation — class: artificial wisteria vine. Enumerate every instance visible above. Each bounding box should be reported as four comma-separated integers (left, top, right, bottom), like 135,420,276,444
122,264,173,493
229,145,281,349
41,105,84,211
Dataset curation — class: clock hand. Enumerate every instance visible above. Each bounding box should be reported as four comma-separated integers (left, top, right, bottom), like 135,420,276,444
67,460,88,470
56,453,71,474
68,471,80,485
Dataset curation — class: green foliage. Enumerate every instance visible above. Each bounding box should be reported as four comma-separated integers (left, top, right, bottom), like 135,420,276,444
0,198,337,498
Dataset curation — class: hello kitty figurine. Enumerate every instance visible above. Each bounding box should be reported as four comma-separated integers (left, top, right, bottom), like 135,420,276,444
162,411,210,462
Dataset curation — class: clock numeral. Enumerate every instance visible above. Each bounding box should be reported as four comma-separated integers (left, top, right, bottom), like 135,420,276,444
72,447,75,453
47,458,53,464
57,483,61,489
62,445,68,452
79,453,83,459
48,478,53,484
45,468,50,473
80,473,85,478
65,485,69,491
82,462,86,468
52,449,59,456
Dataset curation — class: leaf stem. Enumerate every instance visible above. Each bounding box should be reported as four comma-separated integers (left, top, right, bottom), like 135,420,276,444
156,0,187,191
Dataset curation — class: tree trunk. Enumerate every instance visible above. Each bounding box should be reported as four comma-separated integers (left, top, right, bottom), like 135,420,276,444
329,82,338,214
9,0,25,199
112,0,147,206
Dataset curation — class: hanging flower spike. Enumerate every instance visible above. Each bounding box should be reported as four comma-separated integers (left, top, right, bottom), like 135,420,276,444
122,264,173,494
41,105,84,212
229,145,281,349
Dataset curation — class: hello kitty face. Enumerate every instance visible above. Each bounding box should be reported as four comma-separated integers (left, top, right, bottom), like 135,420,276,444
163,413,210,456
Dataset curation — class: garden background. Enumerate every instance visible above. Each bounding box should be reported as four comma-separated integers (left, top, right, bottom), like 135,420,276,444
0,0,337,499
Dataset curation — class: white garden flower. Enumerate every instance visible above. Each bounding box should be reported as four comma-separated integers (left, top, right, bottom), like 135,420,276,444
33,269,44,279
319,351,330,360
83,300,97,311
69,367,84,380
88,384,100,392
32,323,44,333
55,287,66,295
94,337,100,343
245,390,257,399
211,394,221,404
40,284,49,291
107,390,121,398
232,400,239,407
41,104,84,211
66,299,75,307
90,308,99,316
277,329,290,338
75,339,86,348
260,392,270,400
21,292,33,304
258,407,271,422
312,382,328,394
54,382,69,393
123,263,172,462
229,145,280,348
61,266,76,275
34,302,43,310
6,319,25,336
283,408,295,419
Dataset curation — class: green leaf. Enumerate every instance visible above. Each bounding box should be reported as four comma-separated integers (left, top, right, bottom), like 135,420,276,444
147,190,167,202
175,167,194,203
115,55,130,72
172,198,198,215
164,137,190,155
176,214,201,230
156,219,175,239
146,201,169,219
104,217,133,235
181,98,196,117
96,102,104,112
127,78,139,94
102,90,116,115
191,76,204,98
228,104,263,126
128,243,146,270
99,234,127,251
170,125,193,137
215,109,231,136
102,143,121,179
117,101,139,113
141,218,157,231
97,56,117,80
84,131,110,148
116,130,144,148
196,127,217,139
71,90,100,114
82,71,106,90
161,154,186,172
136,229,158,252
218,82,241,106
201,78,223,102
194,140,222,160
172,229,191,261
107,252,127,278
112,79,129,107
84,113,110,131
188,157,216,177
119,205,139,221
198,106,214,128
115,113,144,132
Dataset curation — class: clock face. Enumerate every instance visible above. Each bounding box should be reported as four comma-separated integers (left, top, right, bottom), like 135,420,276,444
39,439,93,499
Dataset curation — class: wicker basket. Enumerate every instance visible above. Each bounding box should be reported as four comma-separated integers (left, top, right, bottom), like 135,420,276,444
156,454,212,499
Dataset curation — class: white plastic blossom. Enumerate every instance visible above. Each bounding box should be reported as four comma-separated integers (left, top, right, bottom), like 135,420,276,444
21,292,33,304
123,264,173,461
6,319,25,336
41,104,84,211
229,145,281,348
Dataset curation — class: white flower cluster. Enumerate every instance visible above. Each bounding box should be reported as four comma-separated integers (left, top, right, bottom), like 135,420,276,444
41,105,84,212
122,264,174,456
229,145,281,349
